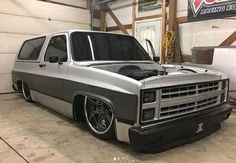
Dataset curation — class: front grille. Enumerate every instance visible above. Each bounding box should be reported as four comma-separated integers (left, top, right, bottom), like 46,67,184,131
161,81,219,99
141,80,227,123
160,102,195,118
160,96,218,119
196,96,218,109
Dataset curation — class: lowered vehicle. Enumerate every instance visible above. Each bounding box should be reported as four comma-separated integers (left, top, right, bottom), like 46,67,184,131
12,30,232,152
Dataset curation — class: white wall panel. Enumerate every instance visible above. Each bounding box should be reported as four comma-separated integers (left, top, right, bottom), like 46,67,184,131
106,0,133,27
0,33,32,53
179,23,193,55
0,14,89,35
51,0,87,8
0,0,90,93
0,0,89,24
0,74,12,93
177,0,188,15
0,54,16,74
179,19,236,55
192,19,236,47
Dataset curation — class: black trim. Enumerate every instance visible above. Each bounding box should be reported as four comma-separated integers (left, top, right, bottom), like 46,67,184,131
129,104,232,153
116,118,134,125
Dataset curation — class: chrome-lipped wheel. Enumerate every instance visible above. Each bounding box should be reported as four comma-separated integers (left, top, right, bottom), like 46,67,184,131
22,82,32,102
84,96,114,135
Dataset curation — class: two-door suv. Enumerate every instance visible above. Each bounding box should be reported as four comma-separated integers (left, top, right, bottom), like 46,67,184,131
12,30,232,152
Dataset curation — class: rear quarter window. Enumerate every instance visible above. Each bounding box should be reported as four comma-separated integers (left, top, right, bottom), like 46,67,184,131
18,37,46,60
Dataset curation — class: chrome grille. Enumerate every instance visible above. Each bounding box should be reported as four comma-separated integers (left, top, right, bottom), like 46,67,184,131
196,96,218,109
140,80,228,123
160,96,218,119
161,81,219,99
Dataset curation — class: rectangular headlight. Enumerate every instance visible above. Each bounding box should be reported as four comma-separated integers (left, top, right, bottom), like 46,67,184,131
142,108,155,121
143,91,156,103
220,94,226,103
222,80,226,90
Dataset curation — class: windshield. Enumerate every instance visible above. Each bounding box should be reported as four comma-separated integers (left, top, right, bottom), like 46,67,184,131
71,32,152,61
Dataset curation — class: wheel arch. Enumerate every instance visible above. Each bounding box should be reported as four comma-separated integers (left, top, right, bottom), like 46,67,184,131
72,92,115,122
16,80,22,91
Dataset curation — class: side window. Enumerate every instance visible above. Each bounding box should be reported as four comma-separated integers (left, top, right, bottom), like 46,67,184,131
18,37,45,60
44,35,67,62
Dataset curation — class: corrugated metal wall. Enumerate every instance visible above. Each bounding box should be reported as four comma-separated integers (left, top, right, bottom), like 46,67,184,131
0,0,90,93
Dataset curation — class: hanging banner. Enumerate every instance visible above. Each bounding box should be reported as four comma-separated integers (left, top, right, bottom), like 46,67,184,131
188,0,236,21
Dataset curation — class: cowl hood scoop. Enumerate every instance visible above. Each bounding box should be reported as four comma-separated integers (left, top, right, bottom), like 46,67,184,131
117,65,168,80
90,62,169,80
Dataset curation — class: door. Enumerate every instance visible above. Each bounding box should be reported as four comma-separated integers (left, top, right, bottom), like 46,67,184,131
135,19,162,59
37,33,70,114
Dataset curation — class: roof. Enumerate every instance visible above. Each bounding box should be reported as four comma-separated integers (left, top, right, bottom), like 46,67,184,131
27,29,129,40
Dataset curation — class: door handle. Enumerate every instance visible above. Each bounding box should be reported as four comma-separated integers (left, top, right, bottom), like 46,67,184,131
39,64,46,68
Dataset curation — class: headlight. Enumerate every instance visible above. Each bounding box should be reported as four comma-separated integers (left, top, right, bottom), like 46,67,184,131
220,94,226,102
220,80,229,102
222,80,226,89
143,90,156,103
142,108,155,121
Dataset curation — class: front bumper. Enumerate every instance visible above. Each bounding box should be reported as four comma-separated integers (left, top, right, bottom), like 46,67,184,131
129,104,232,153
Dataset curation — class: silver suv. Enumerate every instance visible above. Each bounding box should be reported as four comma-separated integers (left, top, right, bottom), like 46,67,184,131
12,30,232,152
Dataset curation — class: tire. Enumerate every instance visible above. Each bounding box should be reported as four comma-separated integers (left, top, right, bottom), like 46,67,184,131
84,96,115,139
22,82,33,102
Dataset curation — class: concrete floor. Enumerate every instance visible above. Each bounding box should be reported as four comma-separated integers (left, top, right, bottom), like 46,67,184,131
0,94,236,163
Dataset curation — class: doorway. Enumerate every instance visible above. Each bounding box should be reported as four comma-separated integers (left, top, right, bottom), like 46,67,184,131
135,19,162,59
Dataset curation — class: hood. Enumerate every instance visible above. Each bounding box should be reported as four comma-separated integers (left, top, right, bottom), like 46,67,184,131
89,62,201,80
72,61,228,90
89,62,228,88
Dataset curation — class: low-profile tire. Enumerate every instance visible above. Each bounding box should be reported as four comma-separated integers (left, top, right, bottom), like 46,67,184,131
84,96,115,139
22,82,33,102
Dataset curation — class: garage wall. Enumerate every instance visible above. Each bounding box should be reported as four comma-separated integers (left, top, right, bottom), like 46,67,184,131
177,0,236,55
105,0,236,55
106,0,133,35
0,0,90,93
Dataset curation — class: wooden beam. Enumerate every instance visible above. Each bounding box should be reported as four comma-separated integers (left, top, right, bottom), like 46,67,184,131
92,27,100,31
176,16,188,24
132,0,136,36
93,10,100,19
106,24,132,31
161,0,167,64
168,0,177,31
135,14,162,21
100,10,107,31
107,7,129,35
220,31,236,46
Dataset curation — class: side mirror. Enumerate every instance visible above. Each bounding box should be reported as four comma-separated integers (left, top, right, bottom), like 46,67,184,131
153,56,160,62
49,56,59,63
145,39,160,63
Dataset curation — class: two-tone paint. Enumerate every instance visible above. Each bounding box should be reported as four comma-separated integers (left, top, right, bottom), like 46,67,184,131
12,30,230,144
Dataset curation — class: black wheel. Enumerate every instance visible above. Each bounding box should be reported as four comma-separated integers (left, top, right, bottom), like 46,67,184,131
84,96,114,139
22,82,33,102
